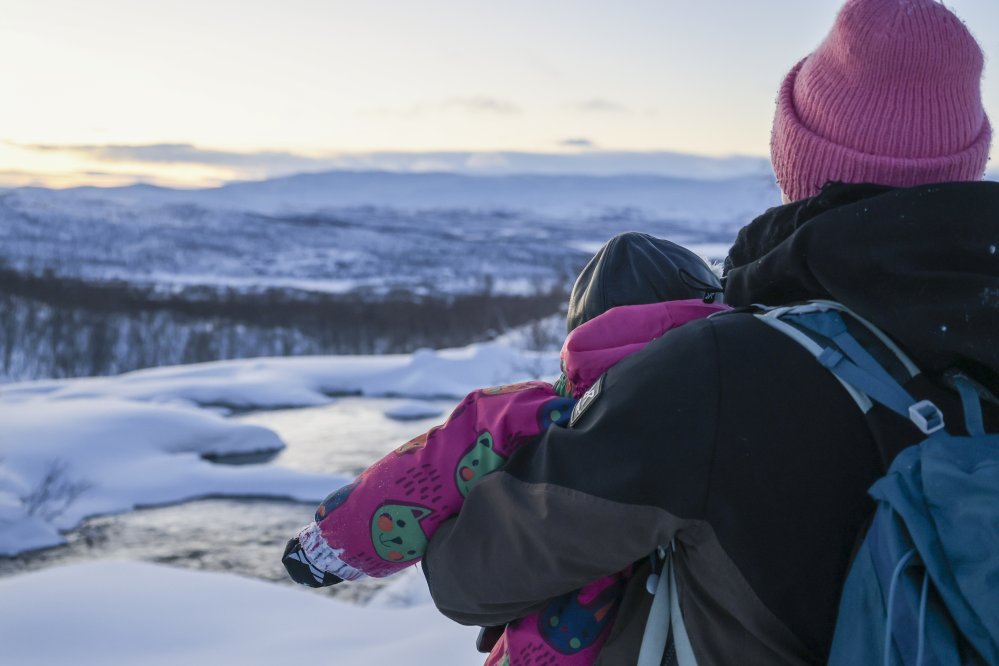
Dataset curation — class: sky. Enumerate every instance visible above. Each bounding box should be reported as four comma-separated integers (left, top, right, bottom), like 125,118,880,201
1,0,997,188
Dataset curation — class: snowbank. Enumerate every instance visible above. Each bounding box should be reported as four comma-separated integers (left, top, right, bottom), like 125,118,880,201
0,342,559,411
0,397,346,555
0,342,557,556
0,561,481,666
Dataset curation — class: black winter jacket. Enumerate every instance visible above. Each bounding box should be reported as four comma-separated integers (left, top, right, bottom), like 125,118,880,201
422,182,999,665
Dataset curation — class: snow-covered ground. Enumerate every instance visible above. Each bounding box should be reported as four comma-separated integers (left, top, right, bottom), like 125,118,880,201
0,170,775,298
0,166,753,664
0,339,562,664
0,561,482,666
1,167,758,383
1,342,556,410
0,342,557,556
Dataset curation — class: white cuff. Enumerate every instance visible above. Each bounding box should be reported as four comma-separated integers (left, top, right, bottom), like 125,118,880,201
298,523,366,581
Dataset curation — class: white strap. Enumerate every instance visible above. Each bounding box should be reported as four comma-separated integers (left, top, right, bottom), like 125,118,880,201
669,557,698,666
637,553,672,666
637,546,700,666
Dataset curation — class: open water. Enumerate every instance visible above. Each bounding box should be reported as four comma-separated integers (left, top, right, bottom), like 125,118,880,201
0,397,456,603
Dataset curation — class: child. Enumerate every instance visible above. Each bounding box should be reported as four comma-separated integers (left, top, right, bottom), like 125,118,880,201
282,232,728,665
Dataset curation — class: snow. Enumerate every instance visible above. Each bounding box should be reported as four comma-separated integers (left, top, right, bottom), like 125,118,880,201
567,240,732,264
0,560,481,666
0,341,557,556
0,398,343,555
0,171,774,299
384,401,446,421
0,164,768,663
1,342,557,409
0,321,562,664
21,169,779,218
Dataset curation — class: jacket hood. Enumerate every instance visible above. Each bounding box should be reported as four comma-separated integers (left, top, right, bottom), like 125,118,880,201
724,181,999,386
567,232,722,334
561,299,729,398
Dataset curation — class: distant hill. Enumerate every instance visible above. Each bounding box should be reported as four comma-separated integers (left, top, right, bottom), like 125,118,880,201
0,169,779,381
3,170,777,295
21,168,780,219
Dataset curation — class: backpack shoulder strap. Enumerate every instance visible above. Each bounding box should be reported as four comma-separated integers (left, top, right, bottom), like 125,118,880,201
755,301,946,436
951,373,988,437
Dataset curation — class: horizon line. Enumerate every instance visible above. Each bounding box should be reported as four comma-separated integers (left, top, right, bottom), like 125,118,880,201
0,145,776,190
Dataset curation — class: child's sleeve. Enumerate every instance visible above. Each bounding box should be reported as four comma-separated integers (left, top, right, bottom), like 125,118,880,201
293,381,575,581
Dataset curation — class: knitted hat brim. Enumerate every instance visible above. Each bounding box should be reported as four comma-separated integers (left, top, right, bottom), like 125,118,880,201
771,60,993,202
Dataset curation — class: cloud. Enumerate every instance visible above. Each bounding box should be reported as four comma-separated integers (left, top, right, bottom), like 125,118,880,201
368,96,522,118
440,96,521,115
569,98,630,113
0,168,150,188
558,138,596,148
8,142,773,184
15,142,322,172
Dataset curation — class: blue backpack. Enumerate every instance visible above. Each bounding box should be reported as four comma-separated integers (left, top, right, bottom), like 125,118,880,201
756,301,999,666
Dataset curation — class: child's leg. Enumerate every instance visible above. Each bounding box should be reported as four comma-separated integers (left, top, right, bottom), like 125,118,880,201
501,572,630,666
483,630,510,666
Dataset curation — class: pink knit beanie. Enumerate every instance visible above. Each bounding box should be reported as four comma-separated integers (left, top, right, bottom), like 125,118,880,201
772,0,992,202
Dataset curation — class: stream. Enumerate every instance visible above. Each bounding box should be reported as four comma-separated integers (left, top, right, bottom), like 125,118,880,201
0,397,457,602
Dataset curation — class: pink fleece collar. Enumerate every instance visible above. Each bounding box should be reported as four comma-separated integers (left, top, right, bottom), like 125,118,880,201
561,299,729,398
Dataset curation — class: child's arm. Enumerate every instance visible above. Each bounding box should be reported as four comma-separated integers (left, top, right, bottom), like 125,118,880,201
282,381,575,586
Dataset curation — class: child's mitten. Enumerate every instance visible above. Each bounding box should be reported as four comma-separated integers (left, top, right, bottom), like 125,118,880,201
282,537,343,588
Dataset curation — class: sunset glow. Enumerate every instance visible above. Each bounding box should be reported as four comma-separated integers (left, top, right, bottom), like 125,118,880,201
3,0,997,188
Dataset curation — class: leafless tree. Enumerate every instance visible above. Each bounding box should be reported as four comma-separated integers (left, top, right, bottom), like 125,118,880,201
20,459,92,522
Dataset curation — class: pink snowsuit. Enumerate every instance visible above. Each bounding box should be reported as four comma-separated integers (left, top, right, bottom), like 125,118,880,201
297,298,729,665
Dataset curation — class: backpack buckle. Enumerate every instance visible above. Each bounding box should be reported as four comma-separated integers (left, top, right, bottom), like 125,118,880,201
909,400,945,435
645,545,668,594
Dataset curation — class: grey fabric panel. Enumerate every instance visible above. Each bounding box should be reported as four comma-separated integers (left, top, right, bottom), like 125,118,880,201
424,473,685,626
595,528,813,666
425,472,811,665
